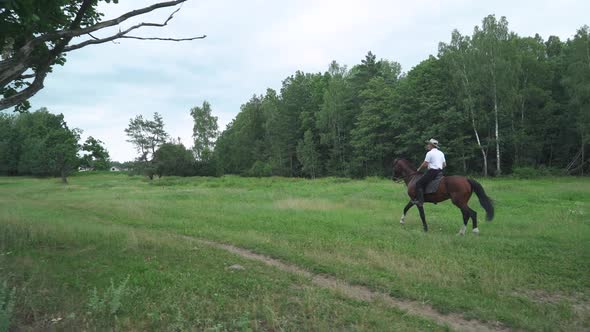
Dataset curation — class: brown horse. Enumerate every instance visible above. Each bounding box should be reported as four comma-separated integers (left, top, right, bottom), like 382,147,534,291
392,158,494,234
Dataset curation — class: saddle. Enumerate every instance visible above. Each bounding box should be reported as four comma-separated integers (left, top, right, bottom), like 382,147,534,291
412,172,444,194
425,172,444,193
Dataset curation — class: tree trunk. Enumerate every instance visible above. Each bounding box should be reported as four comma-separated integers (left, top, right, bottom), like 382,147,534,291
461,65,488,177
462,151,467,173
519,94,526,165
470,106,488,177
511,109,517,166
61,168,68,184
493,77,501,175
583,133,586,176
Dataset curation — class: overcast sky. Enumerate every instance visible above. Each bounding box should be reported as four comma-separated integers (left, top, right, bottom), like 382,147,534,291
24,0,590,161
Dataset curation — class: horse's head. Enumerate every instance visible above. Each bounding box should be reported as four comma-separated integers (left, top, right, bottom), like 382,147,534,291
392,158,414,181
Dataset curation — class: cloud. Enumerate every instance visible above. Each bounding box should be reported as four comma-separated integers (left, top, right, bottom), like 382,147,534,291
22,0,590,161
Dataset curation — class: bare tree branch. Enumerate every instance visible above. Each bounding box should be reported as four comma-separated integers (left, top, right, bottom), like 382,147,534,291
41,0,188,43
0,0,187,73
63,6,204,52
121,35,207,42
0,0,205,111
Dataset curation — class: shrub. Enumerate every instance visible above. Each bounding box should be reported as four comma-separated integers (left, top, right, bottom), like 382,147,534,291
511,165,563,178
245,161,272,177
87,275,130,323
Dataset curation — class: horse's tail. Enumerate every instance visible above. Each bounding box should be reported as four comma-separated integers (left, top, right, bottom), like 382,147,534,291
468,179,494,221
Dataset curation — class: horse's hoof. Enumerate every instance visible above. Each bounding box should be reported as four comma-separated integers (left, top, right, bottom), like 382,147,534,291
458,225,466,236
400,219,405,225
472,228,480,235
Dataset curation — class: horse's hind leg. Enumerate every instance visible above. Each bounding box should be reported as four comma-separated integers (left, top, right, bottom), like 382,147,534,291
451,193,470,235
458,208,470,236
400,200,414,224
470,208,479,234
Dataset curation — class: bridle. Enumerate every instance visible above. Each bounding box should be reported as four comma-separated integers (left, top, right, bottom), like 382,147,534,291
392,159,419,184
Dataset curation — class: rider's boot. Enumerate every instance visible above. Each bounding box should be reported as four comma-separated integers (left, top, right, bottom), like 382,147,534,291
415,188,424,207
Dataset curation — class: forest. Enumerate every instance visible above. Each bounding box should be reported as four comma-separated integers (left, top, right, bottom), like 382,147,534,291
215,15,590,178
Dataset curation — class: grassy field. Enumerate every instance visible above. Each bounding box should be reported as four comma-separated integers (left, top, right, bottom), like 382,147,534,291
0,173,589,331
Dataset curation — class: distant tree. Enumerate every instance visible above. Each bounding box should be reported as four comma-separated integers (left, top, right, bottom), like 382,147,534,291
124,112,169,179
472,15,513,175
46,123,81,183
10,108,80,182
0,113,16,174
124,112,169,162
439,30,490,176
153,143,195,177
317,62,354,176
214,96,266,175
297,129,320,178
350,76,396,177
0,0,206,111
80,136,110,170
261,89,288,175
562,26,590,174
190,101,218,161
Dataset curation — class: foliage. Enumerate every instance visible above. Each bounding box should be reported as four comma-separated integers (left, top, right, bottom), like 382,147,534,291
153,143,196,177
245,160,272,177
215,16,590,177
296,130,320,178
0,108,80,181
80,136,110,170
124,112,169,163
191,101,219,161
87,275,130,319
124,112,169,178
511,165,563,178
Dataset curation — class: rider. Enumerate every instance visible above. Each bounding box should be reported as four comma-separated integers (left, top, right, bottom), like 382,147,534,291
415,138,446,207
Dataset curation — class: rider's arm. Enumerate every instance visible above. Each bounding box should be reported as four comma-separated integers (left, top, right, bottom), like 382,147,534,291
443,162,447,169
417,161,428,172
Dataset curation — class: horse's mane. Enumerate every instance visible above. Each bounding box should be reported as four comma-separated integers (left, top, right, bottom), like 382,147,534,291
393,158,416,172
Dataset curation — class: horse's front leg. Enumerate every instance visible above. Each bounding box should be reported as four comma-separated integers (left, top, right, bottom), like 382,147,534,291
400,201,414,224
417,205,428,232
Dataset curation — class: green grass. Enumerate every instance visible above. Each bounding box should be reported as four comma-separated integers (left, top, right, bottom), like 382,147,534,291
0,173,589,331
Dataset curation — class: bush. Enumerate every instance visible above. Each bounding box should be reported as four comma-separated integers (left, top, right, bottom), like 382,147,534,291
244,161,272,177
511,165,563,178
87,275,130,324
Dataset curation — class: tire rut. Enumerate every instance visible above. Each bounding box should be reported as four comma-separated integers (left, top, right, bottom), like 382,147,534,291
188,237,508,332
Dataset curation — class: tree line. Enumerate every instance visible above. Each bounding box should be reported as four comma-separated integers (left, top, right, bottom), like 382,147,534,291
3,14,588,181
213,15,590,178
0,108,110,182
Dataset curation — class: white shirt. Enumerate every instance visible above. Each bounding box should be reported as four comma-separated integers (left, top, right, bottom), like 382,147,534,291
425,148,445,170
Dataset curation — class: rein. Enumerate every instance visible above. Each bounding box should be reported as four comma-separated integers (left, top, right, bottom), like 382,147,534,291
393,172,419,184
392,160,420,184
